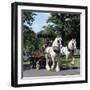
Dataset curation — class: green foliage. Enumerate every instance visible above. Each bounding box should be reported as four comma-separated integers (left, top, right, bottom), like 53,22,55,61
40,25,56,39
22,10,36,25
60,57,80,68
23,26,38,52
22,11,39,55
46,13,80,48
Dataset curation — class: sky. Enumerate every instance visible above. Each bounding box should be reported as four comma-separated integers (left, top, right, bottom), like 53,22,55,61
32,12,50,33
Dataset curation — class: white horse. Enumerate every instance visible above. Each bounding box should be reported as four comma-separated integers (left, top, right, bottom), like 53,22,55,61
44,36,62,72
61,39,77,64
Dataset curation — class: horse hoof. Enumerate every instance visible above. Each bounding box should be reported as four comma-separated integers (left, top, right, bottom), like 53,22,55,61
55,68,60,72
51,66,54,70
46,65,50,71
71,61,74,65
47,68,50,71
55,69,60,72
36,67,40,70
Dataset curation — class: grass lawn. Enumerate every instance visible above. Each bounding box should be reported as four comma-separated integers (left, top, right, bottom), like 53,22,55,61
60,57,80,68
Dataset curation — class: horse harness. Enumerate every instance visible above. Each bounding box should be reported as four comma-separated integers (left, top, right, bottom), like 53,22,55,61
67,46,74,55
53,46,60,54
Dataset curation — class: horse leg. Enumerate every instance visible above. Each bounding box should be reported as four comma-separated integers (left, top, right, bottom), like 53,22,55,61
45,54,50,71
66,54,69,61
51,57,55,70
71,55,75,65
55,56,60,72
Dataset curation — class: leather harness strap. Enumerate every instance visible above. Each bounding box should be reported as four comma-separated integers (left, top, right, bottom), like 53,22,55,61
53,46,60,54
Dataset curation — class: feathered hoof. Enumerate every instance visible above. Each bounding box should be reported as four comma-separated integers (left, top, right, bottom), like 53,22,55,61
71,61,74,65
46,65,50,71
55,67,60,72
51,65,54,70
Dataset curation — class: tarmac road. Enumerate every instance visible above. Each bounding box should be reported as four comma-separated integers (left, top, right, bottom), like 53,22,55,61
23,68,80,77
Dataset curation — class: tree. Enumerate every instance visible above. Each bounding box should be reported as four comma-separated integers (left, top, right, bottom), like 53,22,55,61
46,13,80,48
22,11,39,55
22,10,36,26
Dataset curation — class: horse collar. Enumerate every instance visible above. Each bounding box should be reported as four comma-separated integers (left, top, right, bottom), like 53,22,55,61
67,46,71,52
53,46,60,54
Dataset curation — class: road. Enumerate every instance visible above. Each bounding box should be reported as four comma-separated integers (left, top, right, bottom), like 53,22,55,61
23,68,80,77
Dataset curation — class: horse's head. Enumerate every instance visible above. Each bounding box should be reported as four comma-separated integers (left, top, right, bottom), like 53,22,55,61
55,37,62,47
68,39,77,51
71,39,77,50
52,36,62,54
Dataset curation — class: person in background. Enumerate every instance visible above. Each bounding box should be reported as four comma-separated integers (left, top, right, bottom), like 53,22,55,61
42,38,52,51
